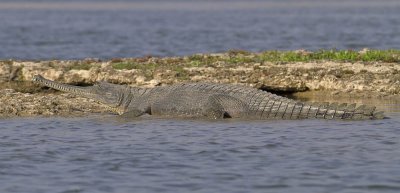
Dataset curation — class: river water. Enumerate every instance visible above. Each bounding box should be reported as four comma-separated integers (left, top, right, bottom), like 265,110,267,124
1,99,400,193
0,0,400,59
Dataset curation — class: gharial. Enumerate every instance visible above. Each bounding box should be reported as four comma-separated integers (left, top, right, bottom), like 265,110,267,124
32,75,385,120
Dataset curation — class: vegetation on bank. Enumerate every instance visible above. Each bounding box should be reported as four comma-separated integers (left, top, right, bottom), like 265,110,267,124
223,49,400,64
2,49,398,73
252,49,400,63
109,49,400,70
1,49,398,95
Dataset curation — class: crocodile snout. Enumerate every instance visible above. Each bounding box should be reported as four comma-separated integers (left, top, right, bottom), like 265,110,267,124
32,74,44,82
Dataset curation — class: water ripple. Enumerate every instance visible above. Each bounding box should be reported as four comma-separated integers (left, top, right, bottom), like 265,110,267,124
0,113,400,192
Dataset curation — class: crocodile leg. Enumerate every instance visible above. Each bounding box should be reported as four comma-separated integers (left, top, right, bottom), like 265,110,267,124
205,94,249,119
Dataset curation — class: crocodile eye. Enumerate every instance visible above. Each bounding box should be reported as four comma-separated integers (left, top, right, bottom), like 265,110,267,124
106,92,113,98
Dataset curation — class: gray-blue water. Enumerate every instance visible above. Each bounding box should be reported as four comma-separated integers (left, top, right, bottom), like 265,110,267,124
1,101,400,193
1,115,400,193
1,0,400,59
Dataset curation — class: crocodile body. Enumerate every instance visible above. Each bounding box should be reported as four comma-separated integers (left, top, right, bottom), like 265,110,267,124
32,75,384,120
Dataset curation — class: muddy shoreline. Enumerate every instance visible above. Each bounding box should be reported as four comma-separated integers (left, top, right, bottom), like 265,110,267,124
1,52,399,117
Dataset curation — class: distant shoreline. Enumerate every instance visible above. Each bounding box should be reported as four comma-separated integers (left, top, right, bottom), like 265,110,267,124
1,1,399,11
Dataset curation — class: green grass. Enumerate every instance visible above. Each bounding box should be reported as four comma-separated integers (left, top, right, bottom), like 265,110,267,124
47,49,399,83
112,62,161,79
69,63,92,70
178,50,399,66
257,49,400,63
66,60,103,70
186,54,219,67
112,62,159,70
223,49,400,64
108,50,400,72
112,62,137,70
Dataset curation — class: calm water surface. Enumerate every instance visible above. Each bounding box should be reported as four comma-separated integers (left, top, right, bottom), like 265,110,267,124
1,100,400,193
0,0,400,59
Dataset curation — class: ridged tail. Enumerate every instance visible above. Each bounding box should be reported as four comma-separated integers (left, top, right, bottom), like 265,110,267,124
258,101,385,120
300,102,384,120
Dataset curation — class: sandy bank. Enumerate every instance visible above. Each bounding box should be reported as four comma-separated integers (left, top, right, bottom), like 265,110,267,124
0,52,399,117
